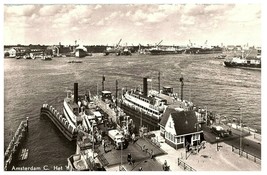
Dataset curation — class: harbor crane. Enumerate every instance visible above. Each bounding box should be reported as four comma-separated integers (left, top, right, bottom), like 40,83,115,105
156,40,163,47
115,39,122,48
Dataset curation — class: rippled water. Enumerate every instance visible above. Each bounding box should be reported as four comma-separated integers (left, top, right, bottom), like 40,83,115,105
4,53,261,169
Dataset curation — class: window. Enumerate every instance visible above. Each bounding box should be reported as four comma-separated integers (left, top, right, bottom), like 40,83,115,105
169,122,172,128
177,137,180,143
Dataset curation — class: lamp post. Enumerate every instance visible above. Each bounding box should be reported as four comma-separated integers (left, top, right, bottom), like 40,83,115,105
204,106,208,125
239,107,242,157
216,137,220,151
120,142,123,171
194,123,199,147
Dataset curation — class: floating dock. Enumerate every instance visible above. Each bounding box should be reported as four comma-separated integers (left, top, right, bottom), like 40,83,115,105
40,104,78,141
4,118,29,171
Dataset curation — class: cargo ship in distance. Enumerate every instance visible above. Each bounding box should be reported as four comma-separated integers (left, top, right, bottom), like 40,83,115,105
120,76,194,131
149,46,185,55
148,40,185,55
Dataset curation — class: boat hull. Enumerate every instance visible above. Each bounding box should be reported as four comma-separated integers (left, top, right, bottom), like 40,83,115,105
149,50,183,55
120,103,160,131
75,49,87,58
224,61,261,69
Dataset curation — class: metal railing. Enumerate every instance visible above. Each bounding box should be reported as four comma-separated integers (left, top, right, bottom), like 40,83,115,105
177,158,196,171
231,145,261,165
119,165,126,171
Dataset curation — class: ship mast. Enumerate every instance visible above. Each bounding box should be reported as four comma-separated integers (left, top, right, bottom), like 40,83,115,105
180,76,184,101
102,75,105,91
158,71,161,93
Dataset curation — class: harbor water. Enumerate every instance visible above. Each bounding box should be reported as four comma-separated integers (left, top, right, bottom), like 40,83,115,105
4,54,261,169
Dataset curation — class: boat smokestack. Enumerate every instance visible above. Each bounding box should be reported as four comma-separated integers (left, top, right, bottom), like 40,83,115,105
143,77,148,97
74,83,78,104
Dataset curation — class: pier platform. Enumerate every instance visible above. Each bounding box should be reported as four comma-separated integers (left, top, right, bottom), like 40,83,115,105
4,119,29,170
150,130,260,171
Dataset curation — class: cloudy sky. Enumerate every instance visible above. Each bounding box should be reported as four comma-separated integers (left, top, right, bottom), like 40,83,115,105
4,3,261,46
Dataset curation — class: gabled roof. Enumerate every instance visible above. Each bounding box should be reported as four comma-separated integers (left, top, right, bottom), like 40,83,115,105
159,107,177,127
160,108,201,136
171,111,200,135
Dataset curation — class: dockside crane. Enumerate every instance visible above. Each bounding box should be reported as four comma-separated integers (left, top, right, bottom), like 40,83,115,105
115,39,122,49
156,40,163,47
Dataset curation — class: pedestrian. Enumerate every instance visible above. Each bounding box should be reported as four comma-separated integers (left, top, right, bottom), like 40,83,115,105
130,157,134,166
163,160,168,171
132,133,136,143
142,144,146,152
127,153,132,164
150,149,154,159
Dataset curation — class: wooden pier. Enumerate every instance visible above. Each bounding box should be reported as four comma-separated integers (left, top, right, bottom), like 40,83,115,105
4,118,29,170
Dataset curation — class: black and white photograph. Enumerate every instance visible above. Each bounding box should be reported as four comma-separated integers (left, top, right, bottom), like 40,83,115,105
2,0,262,172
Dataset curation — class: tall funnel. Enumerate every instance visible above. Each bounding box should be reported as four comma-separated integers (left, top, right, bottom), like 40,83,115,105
143,77,148,97
74,83,78,104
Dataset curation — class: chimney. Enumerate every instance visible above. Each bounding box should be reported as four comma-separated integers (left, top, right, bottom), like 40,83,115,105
143,77,148,97
74,83,78,104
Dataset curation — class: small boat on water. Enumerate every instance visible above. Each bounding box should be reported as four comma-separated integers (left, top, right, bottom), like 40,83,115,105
215,54,227,59
68,60,83,63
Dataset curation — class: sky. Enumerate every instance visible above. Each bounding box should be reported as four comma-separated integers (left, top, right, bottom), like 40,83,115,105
4,3,262,47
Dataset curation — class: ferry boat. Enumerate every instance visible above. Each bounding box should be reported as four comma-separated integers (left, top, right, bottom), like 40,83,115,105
223,50,261,69
63,83,104,133
223,57,261,69
120,77,194,131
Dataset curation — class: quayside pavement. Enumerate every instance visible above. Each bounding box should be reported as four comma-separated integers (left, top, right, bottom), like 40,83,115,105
151,131,261,171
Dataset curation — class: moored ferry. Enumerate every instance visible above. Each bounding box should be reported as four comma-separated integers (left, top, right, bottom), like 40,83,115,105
120,77,195,131
63,83,103,132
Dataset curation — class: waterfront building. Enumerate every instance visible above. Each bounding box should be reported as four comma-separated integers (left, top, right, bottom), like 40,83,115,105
159,108,203,150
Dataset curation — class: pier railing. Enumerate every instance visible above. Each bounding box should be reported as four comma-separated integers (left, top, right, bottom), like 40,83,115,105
119,165,126,171
4,119,28,170
177,158,196,171
231,145,261,165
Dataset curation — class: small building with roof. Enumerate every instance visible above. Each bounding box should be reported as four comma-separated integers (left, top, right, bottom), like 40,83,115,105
159,108,203,150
